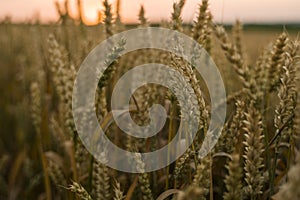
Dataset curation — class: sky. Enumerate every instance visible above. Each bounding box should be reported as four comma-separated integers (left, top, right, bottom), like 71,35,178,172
0,0,300,24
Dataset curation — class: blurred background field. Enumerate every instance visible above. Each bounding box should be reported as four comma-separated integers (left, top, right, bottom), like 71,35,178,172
0,0,300,199
1,22,299,145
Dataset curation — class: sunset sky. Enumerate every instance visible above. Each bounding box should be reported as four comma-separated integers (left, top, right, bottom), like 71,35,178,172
0,0,300,24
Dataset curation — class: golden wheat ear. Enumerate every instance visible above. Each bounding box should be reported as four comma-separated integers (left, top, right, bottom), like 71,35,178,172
242,104,265,199
67,181,92,200
223,154,243,200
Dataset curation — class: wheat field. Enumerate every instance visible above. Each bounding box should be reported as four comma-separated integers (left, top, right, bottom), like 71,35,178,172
0,0,300,200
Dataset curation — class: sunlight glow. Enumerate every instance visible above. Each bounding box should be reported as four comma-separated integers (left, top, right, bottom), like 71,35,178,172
0,0,299,24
